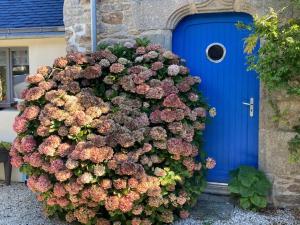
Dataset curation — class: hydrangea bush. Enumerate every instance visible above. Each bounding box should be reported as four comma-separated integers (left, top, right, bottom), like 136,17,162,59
10,39,215,225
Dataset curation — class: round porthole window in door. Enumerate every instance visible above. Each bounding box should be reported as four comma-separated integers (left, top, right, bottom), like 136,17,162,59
206,43,226,63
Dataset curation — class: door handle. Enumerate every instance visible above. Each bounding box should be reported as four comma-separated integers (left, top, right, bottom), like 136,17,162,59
242,97,254,117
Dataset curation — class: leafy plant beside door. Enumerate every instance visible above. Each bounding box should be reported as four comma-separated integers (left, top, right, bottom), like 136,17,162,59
228,166,272,210
237,1,300,162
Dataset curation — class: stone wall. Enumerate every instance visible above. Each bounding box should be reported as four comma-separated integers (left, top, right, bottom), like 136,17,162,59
64,0,92,52
260,89,300,207
63,0,300,207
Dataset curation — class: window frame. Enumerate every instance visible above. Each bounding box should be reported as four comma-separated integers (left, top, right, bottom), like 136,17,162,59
0,47,29,108
206,42,226,63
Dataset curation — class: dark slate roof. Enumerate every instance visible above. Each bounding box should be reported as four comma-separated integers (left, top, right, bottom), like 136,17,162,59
0,0,64,29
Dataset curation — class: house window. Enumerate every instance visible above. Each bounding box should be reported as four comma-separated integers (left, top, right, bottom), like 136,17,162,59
0,47,29,108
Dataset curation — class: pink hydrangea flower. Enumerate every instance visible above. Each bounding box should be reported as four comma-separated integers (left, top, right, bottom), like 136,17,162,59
10,155,23,168
55,170,72,182
136,47,146,55
160,109,177,123
79,172,94,184
35,175,53,193
53,57,68,68
163,93,186,109
110,63,125,74
25,73,44,84
179,210,190,219
21,135,36,153
82,65,102,79
135,84,150,95
167,138,193,157
24,87,45,101
13,116,28,133
105,196,120,211
145,87,164,99
26,152,43,168
53,183,67,197
49,159,65,174
22,106,40,120
206,157,216,169
151,61,164,71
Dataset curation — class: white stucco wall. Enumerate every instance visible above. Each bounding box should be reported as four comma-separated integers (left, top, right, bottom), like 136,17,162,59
0,37,67,182
0,37,67,74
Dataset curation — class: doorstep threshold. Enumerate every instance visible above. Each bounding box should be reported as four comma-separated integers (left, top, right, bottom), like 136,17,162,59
204,182,230,195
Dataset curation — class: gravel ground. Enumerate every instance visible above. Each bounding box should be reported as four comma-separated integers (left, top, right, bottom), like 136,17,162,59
175,209,299,225
0,182,299,225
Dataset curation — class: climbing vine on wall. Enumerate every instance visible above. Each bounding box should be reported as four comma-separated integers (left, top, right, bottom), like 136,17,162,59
237,2,300,162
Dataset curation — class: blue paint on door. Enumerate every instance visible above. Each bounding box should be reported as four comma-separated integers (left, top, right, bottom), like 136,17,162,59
173,12,259,183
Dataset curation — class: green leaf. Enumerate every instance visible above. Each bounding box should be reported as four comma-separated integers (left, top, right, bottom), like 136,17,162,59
0,141,11,150
250,194,267,208
240,198,251,210
239,185,254,198
238,166,258,187
253,178,271,195
238,172,257,187
244,34,259,54
229,169,239,178
228,178,240,194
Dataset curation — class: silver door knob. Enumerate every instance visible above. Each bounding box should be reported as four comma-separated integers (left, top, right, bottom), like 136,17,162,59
242,97,254,117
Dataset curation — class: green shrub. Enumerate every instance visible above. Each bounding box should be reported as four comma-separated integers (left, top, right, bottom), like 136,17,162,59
237,7,300,95
10,39,214,224
228,166,271,211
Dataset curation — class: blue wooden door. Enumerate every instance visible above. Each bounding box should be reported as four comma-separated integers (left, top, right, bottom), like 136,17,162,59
173,12,259,183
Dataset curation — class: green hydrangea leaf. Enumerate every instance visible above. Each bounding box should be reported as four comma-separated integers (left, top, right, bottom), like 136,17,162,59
237,166,258,187
238,172,257,187
229,168,239,178
239,185,254,197
240,198,251,210
250,194,267,208
253,178,272,195
228,178,240,194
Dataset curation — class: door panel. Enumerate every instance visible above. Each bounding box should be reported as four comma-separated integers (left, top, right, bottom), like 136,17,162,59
173,13,259,183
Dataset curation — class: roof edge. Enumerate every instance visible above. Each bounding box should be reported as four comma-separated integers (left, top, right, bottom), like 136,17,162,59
0,26,65,33
0,26,65,39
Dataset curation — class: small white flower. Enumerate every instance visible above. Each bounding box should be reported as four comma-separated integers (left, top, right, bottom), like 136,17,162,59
194,76,201,84
99,59,110,67
124,41,134,48
154,167,166,177
113,222,122,225
143,102,150,108
65,159,79,170
118,57,129,65
94,164,106,177
79,172,94,184
167,65,180,76
163,50,175,59
135,56,144,63
147,51,159,59
209,107,217,118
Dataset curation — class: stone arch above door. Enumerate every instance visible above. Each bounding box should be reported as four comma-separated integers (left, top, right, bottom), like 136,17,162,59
165,0,262,30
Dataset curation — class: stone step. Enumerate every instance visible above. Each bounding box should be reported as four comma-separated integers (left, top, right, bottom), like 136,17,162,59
190,193,235,222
